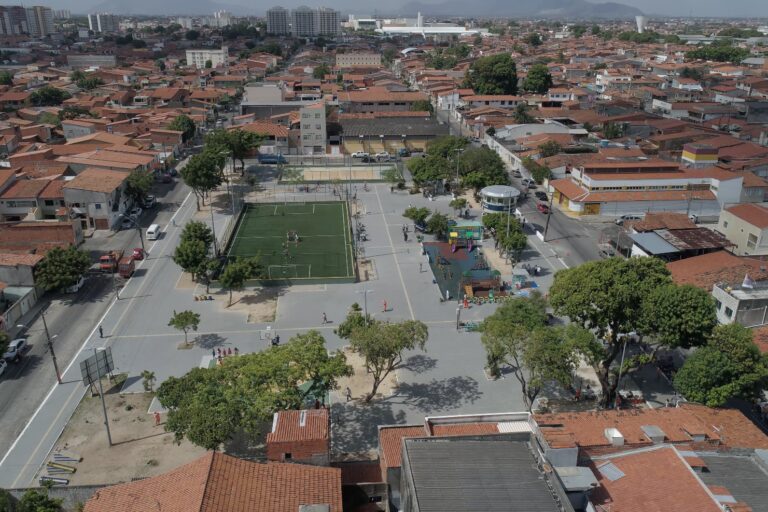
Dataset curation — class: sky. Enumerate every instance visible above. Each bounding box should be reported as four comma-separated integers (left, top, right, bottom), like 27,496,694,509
45,0,768,18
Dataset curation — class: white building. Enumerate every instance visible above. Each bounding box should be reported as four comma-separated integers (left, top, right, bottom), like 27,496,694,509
300,102,326,155
267,6,289,36
186,47,228,69
88,13,119,33
336,52,381,67
290,6,340,37
316,7,340,37
177,17,193,30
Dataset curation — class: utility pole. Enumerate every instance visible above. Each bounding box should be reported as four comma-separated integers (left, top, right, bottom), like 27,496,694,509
40,312,61,384
94,348,113,447
209,204,219,256
542,189,555,242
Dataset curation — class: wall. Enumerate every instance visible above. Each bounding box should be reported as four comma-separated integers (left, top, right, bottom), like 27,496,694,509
718,210,768,256
0,263,35,286
0,286,37,332
266,438,329,466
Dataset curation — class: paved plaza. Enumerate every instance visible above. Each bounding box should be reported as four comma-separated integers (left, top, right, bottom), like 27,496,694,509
0,170,613,486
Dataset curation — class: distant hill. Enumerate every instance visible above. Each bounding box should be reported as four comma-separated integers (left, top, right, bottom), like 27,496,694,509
399,0,642,18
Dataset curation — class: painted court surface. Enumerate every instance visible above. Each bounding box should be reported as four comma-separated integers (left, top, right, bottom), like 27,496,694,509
227,201,354,279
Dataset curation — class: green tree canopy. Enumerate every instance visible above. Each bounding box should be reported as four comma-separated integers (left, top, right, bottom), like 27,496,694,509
674,324,768,407
181,221,214,251
640,284,718,349
410,99,434,114
513,103,535,124
464,54,518,95
76,76,104,90
205,128,262,171
426,135,469,158
168,114,196,142
426,211,451,240
157,331,351,449
335,304,372,339
173,239,209,280
549,257,677,405
685,44,749,63
522,63,553,94
312,63,330,79
168,309,200,345
34,246,91,291
538,140,562,158
0,71,14,86
220,258,262,306
185,30,200,40
458,147,509,191
403,206,431,224
30,86,71,107
349,320,428,401
124,169,153,205
406,156,449,185
180,150,225,209
17,487,62,512
522,157,552,184
525,32,542,47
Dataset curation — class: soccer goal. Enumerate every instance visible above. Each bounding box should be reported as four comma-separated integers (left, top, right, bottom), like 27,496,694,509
267,264,312,279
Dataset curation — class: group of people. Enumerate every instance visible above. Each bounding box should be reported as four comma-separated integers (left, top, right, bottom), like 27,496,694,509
213,346,239,365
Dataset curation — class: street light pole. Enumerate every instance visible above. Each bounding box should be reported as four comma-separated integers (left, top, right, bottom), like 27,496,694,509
40,312,62,384
210,204,219,256
454,148,463,188
542,189,555,242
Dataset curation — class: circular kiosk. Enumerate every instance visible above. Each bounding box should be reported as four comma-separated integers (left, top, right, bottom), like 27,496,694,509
480,185,521,214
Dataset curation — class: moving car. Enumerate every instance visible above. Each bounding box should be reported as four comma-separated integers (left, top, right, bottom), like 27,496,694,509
615,214,643,225
397,148,411,157
257,153,287,164
375,151,390,160
351,151,370,158
4,338,28,362
146,224,161,241
537,203,550,214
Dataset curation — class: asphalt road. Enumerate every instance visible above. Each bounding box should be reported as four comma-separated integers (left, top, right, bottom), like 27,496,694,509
0,176,191,479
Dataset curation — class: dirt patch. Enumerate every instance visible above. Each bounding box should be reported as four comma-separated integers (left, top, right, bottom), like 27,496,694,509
336,347,398,402
175,272,196,290
216,288,278,323
39,387,207,486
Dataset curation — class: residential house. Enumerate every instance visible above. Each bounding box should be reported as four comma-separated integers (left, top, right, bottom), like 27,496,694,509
0,179,48,221
266,409,329,466
62,168,129,230
0,91,31,110
717,203,768,256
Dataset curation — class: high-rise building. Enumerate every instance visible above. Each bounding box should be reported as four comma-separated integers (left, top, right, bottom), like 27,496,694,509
315,7,340,37
0,6,29,36
267,6,289,36
290,6,340,37
25,6,54,37
53,9,70,19
88,13,119,33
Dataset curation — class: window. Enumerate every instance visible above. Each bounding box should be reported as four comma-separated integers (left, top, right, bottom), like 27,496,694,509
723,221,728,228
314,113,320,119
747,233,758,250
715,299,722,310
284,453,292,460
94,203,102,210
44,200,54,206
724,306,733,318
315,124,321,130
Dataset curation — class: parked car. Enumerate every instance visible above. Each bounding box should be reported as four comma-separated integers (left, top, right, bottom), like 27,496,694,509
121,217,135,230
351,151,370,158
143,195,156,208
397,148,411,157
512,170,523,178
64,276,86,293
537,203,550,214
168,168,178,177
521,178,536,188
257,153,287,164
615,214,643,225
129,206,142,218
375,151,390,160
4,338,28,362
161,174,172,184
534,191,548,202
131,248,145,261
0,359,7,377
360,156,373,163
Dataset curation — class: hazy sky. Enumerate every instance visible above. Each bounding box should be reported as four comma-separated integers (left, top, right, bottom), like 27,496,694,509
44,0,768,17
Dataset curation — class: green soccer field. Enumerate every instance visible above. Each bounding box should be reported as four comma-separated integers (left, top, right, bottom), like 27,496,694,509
226,201,355,280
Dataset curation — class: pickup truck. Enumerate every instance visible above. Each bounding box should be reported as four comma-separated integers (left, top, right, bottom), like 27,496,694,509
99,250,124,273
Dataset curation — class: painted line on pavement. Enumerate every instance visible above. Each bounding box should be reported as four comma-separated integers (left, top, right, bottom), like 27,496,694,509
1,191,193,486
373,184,415,320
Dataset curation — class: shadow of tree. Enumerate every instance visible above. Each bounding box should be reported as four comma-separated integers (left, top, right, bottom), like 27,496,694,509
196,333,227,349
331,401,407,457
402,354,438,374
387,376,482,414
237,286,287,305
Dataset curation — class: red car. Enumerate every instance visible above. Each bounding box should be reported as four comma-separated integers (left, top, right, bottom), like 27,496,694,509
537,203,550,214
131,248,145,260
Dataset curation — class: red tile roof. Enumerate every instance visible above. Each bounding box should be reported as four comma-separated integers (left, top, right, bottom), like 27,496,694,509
84,452,342,512
590,446,722,512
667,251,768,290
379,426,425,470
725,203,768,229
0,178,48,199
266,409,328,443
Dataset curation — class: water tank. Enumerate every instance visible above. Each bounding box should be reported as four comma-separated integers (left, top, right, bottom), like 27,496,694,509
635,15,648,34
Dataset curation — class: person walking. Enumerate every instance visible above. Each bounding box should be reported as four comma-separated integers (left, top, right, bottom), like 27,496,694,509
345,387,352,402
234,347,239,356
154,411,161,426
322,312,328,324
98,325,103,339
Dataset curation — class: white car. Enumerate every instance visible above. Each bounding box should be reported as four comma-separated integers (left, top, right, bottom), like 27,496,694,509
375,151,390,160
351,151,370,158
4,338,28,362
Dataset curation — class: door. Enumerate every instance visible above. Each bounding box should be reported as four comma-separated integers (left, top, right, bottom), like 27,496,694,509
584,203,601,215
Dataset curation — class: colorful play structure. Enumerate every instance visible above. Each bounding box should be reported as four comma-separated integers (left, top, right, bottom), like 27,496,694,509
449,220,483,253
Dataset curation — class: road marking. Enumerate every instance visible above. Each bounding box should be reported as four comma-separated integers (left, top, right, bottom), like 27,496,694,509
557,257,570,269
0,191,194,485
373,184,414,320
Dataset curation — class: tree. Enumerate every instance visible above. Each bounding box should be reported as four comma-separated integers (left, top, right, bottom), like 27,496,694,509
591,25,601,35
522,156,551,184
124,169,153,205
76,77,104,90
185,30,200,41
410,99,434,114
180,150,224,209
403,206,431,225
458,147,509,191
168,310,200,345
173,239,209,279
538,140,562,158
70,69,85,82
30,86,71,107
603,122,624,139
17,487,62,512
464,54,518,95
349,320,428,401
313,63,330,79
220,258,261,306
449,197,468,215
513,103,534,124
168,115,196,142
38,112,61,128
158,331,351,449
0,71,13,86
181,221,214,251
571,25,587,38
549,257,677,405
427,211,450,240
426,135,468,159
34,246,91,291
206,128,262,172
525,32,542,47
141,370,156,392
674,324,768,407
522,63,553,94
335,304,372,339
640,284,717,350
486,126,496,136
685,44,749,64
